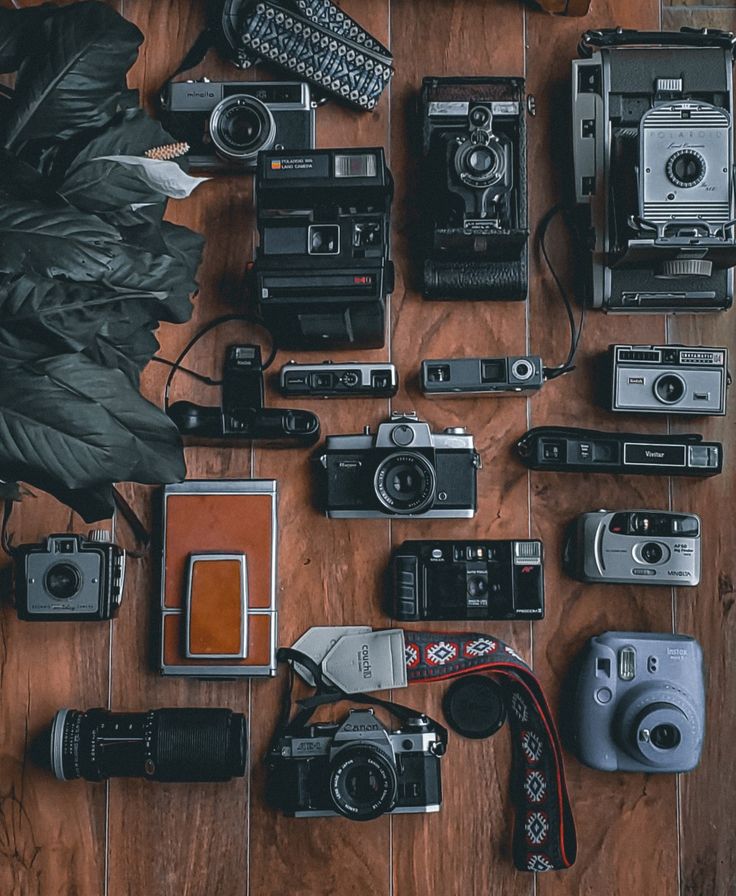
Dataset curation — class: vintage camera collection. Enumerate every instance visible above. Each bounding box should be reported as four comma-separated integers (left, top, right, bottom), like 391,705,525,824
9,19,734,872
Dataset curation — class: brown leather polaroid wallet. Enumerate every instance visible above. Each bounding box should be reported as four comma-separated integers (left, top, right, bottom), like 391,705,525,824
159,480,278,677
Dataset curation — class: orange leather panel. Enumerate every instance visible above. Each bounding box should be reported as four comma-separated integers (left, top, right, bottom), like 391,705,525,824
188,557,245,657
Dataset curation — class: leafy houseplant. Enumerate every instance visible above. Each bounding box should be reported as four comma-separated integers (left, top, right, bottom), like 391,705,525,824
0,1,207,522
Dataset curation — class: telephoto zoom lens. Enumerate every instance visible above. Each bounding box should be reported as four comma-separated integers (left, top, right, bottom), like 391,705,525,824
33,708,246,783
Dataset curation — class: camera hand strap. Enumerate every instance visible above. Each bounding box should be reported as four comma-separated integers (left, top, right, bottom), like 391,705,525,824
404,630,576,873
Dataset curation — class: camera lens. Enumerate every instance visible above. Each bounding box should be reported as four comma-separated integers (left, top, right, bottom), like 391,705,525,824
641,542,664,564
38,708,246,782
44,562,81,600
654,373,686,405
650,723,681,750
467,575,488,597
209,95,276,162
666,149,706,188
455,139,505,188
329,744,398,821
374,452,436,515
511,359,534,381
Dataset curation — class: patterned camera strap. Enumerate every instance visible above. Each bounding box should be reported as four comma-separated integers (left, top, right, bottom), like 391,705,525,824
405,630,576,872
232,1,393,110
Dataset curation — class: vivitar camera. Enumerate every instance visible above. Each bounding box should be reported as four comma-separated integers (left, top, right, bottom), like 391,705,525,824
564,510,701,586
266,709,443,819
606,344,728,416
421,77,528,301
316,412,481,519
14,532,125,621
573,28,736,311
572,631,705,773
159,80,315,171
252,147,394,349
392,539,544,621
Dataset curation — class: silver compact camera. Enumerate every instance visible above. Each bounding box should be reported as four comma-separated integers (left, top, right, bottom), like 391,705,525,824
573,631,705,773
564,510,701,586
607,344,728,416
159,80,315,171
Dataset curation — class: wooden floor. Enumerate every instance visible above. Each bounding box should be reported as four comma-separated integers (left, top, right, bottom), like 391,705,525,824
1,0,735,894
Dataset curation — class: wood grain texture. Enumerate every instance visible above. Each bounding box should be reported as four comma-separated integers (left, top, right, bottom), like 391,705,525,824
1,0,735,894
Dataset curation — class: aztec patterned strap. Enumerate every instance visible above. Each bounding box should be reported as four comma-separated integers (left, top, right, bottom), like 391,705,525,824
405,630,576,872
232,1,394,110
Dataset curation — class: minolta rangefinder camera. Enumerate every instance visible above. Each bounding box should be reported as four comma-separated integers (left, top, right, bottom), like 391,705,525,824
572,631,705,773
317,412,480,519
14,532,125,621
421,355,543,396
564,510,701,586
421,76,528,300
266,709,443,819
392,539,544,621
606,344,728,416
159,80,315,171
252,147,394,348
573,28,736,311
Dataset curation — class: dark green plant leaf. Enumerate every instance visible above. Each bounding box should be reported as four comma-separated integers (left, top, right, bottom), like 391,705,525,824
0,354,185,496
86,323,161,385
0,149,59,203
0,7,56,75
3,1,143,151
0,201,121,280
59,157,162,213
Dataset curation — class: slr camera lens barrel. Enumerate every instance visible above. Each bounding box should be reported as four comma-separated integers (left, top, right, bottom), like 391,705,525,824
36,708,246,783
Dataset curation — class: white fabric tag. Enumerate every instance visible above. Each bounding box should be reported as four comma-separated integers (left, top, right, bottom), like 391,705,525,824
321,629,407,693
291,626,373,687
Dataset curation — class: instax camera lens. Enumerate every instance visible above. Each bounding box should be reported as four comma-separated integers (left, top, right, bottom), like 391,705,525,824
650,723,681,750
45,563,81,600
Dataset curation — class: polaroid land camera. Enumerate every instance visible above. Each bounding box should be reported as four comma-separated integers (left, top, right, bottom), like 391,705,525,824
421,77,528,300
573,28,736,311
573,631,705,773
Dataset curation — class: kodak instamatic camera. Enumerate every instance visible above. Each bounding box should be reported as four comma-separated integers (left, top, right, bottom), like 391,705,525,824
159,481,278,677
564,510,701,586
572,631,705,773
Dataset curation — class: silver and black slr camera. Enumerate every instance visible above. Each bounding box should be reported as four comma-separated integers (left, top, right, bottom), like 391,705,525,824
317,412,480,519
421,77,528,300
266,709,444,819
573,28,736,311
392,539,544,621
564,510,701,586
572,631,705,773
14,532,125,621
606,344,728,416
159,80,315,171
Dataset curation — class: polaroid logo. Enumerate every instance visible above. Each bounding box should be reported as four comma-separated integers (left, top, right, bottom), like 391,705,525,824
359,644,373,679
667,647,688,657
645,450,665,459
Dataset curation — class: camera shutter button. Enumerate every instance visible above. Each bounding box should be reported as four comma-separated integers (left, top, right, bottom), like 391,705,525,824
88,529,111,543
444,427,467,435
391,425,415,446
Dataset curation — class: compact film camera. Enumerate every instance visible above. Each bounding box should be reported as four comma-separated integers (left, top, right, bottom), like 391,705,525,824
251,148,394,348
421,355,543,396
316,412,481,519
14,532,125,621
564,510,701,586
421,76,528,300
572,631,705,773
159,80,315,171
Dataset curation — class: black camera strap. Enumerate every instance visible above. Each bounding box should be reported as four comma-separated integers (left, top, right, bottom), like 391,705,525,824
404,630,576,872
171,0,393,112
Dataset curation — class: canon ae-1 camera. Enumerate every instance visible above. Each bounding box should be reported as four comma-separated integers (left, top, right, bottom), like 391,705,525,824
266,708,443,819
317,412,480,519
159,80,315,171
421,355,543,396
564,510,701,586
252,147,394,349
572,631,705,773
421,76,528,300
14,532,125,621
573,28,736,311
392,539,544,621
606,344,728,416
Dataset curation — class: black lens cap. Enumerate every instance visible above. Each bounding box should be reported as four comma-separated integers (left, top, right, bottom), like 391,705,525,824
442,675,506,740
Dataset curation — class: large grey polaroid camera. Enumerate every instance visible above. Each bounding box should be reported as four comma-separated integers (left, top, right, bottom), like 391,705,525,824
573,28,736,311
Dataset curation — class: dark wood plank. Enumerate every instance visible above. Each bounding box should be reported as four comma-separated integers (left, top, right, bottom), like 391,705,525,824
525,2,683,894
388,1,533,892
247,3,393,893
